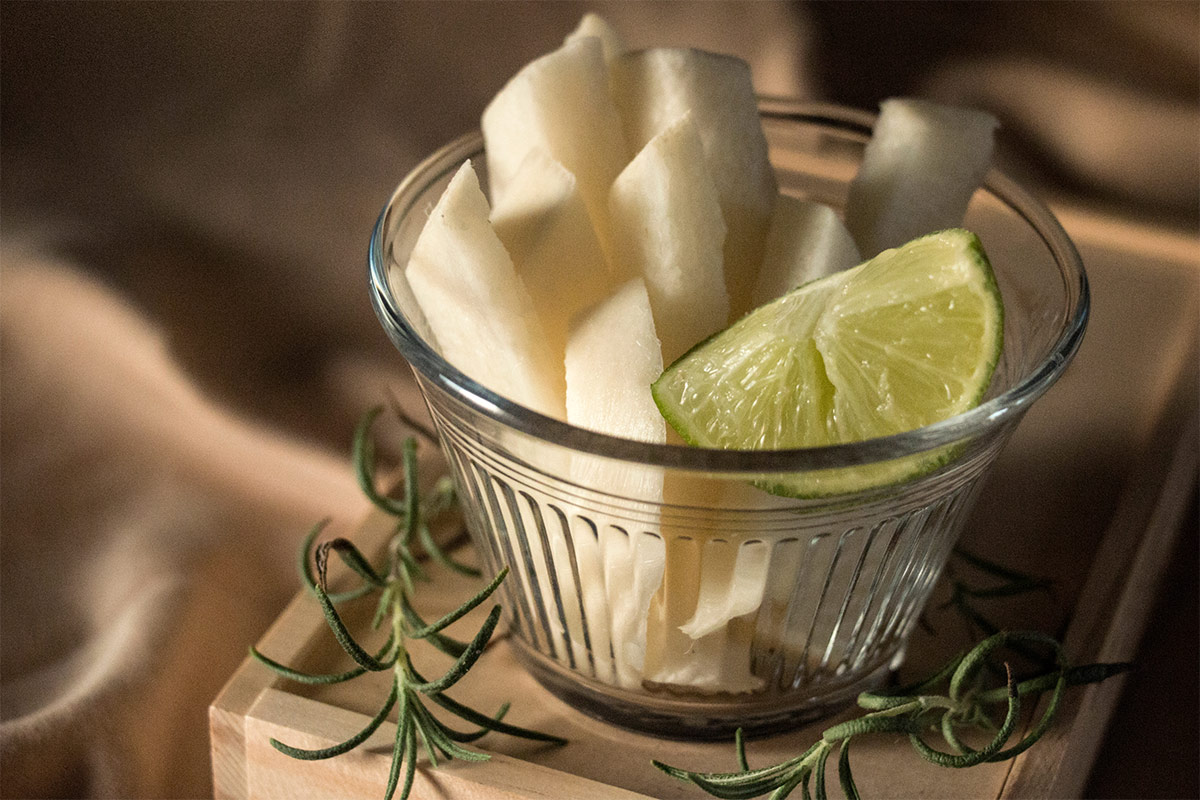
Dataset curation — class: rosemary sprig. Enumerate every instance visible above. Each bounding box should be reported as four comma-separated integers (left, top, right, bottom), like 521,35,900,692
251,406,565,800
655,630,1133,799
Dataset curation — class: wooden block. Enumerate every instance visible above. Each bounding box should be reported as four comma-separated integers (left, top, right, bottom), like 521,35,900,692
212,208,1198,799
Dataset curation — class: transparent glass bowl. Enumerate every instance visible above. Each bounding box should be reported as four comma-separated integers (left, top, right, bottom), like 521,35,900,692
368,100,1088,738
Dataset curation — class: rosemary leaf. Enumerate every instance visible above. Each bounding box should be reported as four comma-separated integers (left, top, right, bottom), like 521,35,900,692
976,661,1134,704
249,631,397,684
419,521,481,576
405,605,502,694
298,520,375,604
654,742,817,797
447,702,512,743
837,741,859,800
399,725,418,800
857,651,966,711
691,772,777,800
298,519,327,593
318,537,388,587
396,546,427,586
414,717,440,769
383,713,410,800
777,766,809,800
411,699,492,763
373,584,396,630
425,689,567,744
269,679,399,761
404,567,507,638
822,713,928,743
940,708,968,756
986,666,1066,762
312,572,392,672
400,437,420,527
400,601,470,658
813,744,831,800
353,406,408,518
911,666,1021,768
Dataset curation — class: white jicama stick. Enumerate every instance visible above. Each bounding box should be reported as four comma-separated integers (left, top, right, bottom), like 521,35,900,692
564,12,626,64
608,112,729,366
611,47,776,319
565,278,667,688
643,531,764,694
679,538,772,640
405,161,564,419
845,97,998,257
491,147,614,369
601,526,665,688
604,71,773,692
407,167,572,665
751,195,861,308
386,259,438,351
643,627,764,694
482,36,629,254
643,478,789,694
545,515,604,680
565,278,665,453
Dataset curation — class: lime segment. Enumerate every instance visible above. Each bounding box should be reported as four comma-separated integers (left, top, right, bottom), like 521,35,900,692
651,228,1004,496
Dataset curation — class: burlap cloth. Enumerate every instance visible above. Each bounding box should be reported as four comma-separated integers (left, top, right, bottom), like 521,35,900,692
2,3,1195,797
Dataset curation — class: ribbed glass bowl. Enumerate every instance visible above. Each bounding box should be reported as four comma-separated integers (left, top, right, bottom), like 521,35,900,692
368,100,1088,738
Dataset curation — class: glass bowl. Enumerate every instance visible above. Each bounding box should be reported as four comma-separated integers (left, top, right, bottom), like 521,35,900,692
367,100,1088,739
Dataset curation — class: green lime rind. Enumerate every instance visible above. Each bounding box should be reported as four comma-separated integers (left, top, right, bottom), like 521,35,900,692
651,228,1004,499
749,443,960,499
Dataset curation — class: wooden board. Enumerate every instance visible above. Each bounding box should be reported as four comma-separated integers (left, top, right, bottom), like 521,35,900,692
212,208,1198,799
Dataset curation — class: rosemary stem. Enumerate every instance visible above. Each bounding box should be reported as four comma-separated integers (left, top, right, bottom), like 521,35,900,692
865,695,956,721
824,694,956,742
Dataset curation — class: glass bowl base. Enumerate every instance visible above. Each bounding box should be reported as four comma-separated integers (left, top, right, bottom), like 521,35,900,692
508,636,894,740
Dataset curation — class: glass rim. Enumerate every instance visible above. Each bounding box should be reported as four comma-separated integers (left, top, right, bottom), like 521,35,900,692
368,99,1089,472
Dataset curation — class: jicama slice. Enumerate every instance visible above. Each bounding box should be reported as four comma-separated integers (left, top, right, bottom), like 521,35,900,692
386,259,438,350
845,97,998,257
491,147,613,366
565,278,667,689
482,36,629,251
679,539,772,640
643,533,764,694
565,278,665,451
546,515,604,680
641,477,787,693
608,112,729,366
611,47,776,318
751,195,861,308
601,526,666,688
405,161,564,418
643,625,762,694
564,11,626,64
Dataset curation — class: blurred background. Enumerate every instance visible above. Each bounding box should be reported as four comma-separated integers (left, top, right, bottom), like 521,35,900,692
2,2,1196,798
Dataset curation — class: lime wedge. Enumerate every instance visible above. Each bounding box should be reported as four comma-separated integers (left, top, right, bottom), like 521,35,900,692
651,228,1004,496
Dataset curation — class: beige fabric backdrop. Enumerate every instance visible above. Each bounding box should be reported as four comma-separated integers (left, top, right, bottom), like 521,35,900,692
1,3,1196,798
